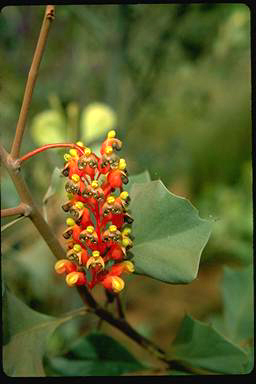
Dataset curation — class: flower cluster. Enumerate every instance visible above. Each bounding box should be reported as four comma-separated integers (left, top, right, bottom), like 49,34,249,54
54,130,135,294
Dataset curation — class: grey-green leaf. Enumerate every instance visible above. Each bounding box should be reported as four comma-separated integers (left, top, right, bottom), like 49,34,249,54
3,290,86,377
3,290,59,377
169,315,250,374
126,170,151,193
47,331,145,376
130,180,212,284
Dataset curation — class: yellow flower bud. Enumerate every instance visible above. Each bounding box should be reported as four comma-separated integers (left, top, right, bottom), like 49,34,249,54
76,141,85,147
66,218,75,227
73,244,81,253
120,191,129,200
105,146,113,155
92,250,100,258
107,130,116,139
91,180,98,189
107,196,115,205
121,261,135,274
112,276,125,293
66,272,79,287
64,154,71,162
71,174,80,183
86,226,94,234
118,159,126,170
122,237,132,248
69,149,78,157
55,260,67,274
122,227,131,237
84,148,92,157
109,225,117,233
75,201,84,210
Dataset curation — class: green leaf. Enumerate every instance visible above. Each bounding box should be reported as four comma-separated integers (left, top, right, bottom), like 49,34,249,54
42,167,63,222
42,167,62,205
46,331,145,376
126,170,151,193
208,264,254,353
3,290,59,376
169,315,250,374
81,103,117,144
168,370,193,375
30,109,66,145
130,180,212,284
3,289,87,377
221,265,253,343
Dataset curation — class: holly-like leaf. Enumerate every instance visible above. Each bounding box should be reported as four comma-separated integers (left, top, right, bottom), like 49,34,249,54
46,331,145,376
126,170,151,193
169,315,251,374
130,180,212,284
3,290,87,377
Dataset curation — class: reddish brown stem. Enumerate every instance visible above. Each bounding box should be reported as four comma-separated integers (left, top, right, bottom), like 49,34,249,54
1,205,25,218
11,5,55,159
95,202,102,243
18,143,84,164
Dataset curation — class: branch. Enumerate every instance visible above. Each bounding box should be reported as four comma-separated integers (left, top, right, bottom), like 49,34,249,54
1,143,66,261
76,285,166,362
76,286,209,374
11,5,55,159
116,294,126,319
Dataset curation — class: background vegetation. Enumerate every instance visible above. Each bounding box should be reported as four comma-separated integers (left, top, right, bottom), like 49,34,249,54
1,4,253,375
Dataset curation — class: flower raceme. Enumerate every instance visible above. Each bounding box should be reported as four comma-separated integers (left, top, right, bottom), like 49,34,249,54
54,130,135,294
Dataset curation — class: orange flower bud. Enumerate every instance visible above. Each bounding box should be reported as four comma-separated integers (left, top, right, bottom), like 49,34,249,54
55,259,77,274
66,271,86,287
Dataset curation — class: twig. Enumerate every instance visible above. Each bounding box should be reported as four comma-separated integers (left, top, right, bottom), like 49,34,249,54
1,204,26,218
76,285,166,361
11,5,55,159
18,143,84,165
1,143,66,261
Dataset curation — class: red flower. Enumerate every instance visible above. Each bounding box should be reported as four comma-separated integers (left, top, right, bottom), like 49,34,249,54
55,130,134,294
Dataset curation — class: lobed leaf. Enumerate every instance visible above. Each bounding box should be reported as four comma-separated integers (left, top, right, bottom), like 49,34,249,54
126,170,151,193
130,180,213,284
169,315,251,374
3,290,87,377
